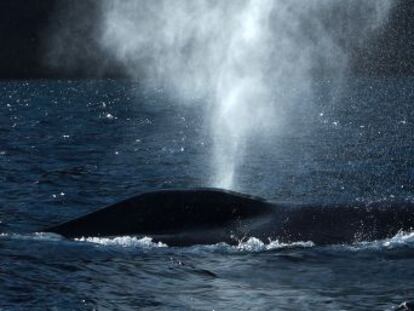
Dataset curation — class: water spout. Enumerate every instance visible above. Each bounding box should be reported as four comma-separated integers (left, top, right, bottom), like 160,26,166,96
98,0,393,189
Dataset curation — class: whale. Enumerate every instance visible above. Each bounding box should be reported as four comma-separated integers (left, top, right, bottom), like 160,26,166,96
43,188,414,246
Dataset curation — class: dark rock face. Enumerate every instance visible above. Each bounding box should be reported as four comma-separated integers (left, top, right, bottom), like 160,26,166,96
0,0,413,79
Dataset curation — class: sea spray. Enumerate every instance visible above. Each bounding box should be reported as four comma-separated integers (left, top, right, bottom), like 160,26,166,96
98,0,393,189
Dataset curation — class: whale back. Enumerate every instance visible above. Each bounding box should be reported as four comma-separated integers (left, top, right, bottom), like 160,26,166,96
45,188,273,238
44,188,414,246
278,201,414,244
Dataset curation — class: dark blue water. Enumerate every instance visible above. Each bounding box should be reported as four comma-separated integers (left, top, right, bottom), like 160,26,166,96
1,78,414,310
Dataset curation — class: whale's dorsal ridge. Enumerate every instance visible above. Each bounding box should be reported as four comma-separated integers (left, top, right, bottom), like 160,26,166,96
44,187,274,240
43,188,414,246
135,187,268,203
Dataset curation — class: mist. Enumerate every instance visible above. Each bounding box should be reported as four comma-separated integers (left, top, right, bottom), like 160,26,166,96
98,0,393,189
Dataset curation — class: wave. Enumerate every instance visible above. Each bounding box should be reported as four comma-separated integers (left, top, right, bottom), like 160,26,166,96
344,230,414,251
75,236,168,248
74,232,414,252
3,231,414,253
233,237,315,252
74,235,314,252
0,232,64,241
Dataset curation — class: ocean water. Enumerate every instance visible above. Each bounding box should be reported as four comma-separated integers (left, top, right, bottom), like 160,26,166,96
1,78,414,310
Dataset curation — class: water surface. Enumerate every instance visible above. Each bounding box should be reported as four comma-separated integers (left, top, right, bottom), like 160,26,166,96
1,78,413,310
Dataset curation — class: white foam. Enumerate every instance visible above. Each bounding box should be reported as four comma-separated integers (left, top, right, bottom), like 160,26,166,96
383,231,414,247
5,231,414,254
75,236,168,248
235,237,315,252
346,231,414,251
74,235,313,252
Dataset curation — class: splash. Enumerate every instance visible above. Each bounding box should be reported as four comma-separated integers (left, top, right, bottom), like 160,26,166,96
235,237,315,252
77,235,314,252
98,0,393,189
345,230,414,251
75,236,168,248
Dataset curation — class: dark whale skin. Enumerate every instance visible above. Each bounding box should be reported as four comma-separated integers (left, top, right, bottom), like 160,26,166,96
43,188,414,246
